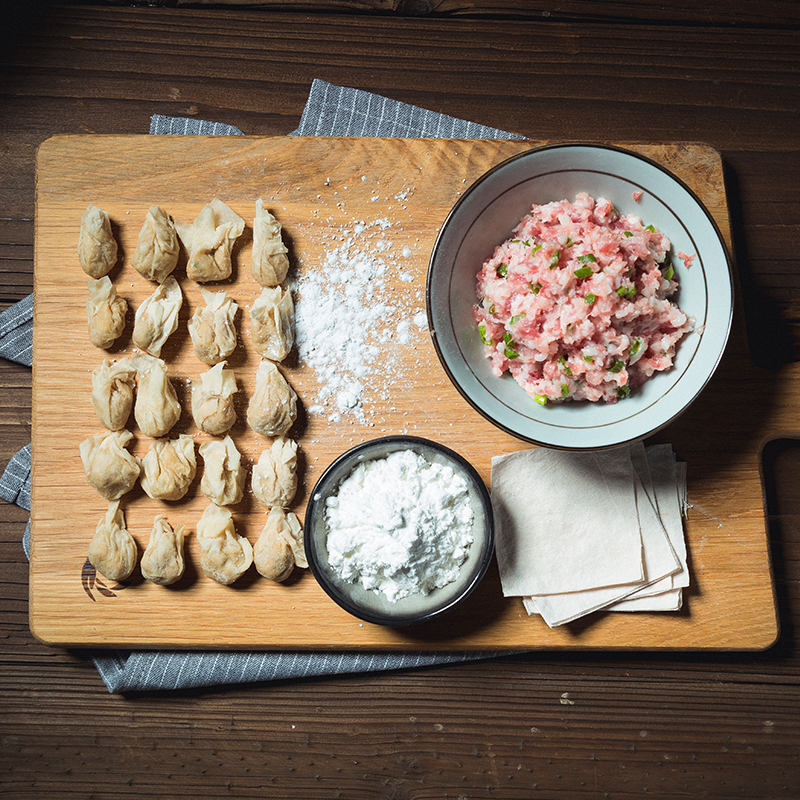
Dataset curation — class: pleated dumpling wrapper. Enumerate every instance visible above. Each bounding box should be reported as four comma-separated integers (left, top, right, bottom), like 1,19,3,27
196,503,253,585
254,506,306,582
78,204,118,278
130,205,180,283
88,500,137,582
90,358,137,431
79,429,141,501
176,199,245,283
251,437,298,509
199,435,247,506
87,276,127,350
139,434,197,502
132,353,181,438
188,288,239,365
251,199,290,287
250,285,294,362
132,275,183,357
191,361,238,436
246,359,297,438
140,515,187,586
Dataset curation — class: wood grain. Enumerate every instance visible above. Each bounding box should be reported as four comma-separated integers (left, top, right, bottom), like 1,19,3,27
30,134,778,650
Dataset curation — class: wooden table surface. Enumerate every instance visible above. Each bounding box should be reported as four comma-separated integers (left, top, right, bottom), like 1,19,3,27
2,2,799,797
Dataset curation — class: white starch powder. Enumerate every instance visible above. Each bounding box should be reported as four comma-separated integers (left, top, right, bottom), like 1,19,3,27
324,450,475,602
293,216,427,424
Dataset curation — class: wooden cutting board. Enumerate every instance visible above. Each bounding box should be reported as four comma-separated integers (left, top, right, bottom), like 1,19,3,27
30,135,779,650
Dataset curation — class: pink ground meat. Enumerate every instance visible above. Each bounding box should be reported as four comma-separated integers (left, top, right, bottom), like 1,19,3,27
473,193,693,404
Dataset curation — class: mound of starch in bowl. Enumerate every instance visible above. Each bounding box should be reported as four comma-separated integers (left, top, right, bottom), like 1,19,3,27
324,450,475,602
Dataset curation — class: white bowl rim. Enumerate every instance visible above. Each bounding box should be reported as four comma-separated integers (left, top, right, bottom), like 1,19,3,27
426,141,734,450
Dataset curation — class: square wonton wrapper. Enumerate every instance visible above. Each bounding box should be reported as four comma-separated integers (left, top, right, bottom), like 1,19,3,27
492,447,645,597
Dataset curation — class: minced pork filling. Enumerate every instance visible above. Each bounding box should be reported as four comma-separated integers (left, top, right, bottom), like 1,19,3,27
473,192,694,404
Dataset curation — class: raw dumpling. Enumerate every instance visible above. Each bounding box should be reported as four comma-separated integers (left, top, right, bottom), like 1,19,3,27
250,285,294,361
251,437,298,509
132,353,181,438
140,515,187,585
132,275,183,357
254,506,306,582
246,359,297,438
251,199,290,286
199,435,246,506
196,503,253,585
79,429,141,500
78,204,118,278
87,276,127,349
90,358,137,431
176,199,244,283
131,205,180,283
188,288,239,365
139,434,197,501
88,500,137,581
191,361,238,435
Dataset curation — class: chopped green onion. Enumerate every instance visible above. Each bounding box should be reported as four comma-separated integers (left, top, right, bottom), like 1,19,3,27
616,286,636,300
503,332,519,359
489,303,496,314
496,263,508,278
584,293,597,305
617,385,631,399
663,263,675,281
511,238,531,246
548,249,561,269
608,359,625,374
563,237,574,248
583,353,595,363
623,230,634,238
529,281,542,294
531,243,543,255
561,384,570,397
577,253,597,264
630,337,644,357
478,323,492,346
644,224,655,232
574,265,593,279
534,394,548,406
510,313,526,325
557,356,573,376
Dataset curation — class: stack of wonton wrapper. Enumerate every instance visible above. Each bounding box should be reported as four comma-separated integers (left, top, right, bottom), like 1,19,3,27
492,443,688,628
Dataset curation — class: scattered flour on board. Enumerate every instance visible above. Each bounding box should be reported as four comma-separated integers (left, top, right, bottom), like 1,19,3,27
293,213,428,424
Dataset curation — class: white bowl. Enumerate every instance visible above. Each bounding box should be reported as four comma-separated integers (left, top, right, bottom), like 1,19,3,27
426,143,733,450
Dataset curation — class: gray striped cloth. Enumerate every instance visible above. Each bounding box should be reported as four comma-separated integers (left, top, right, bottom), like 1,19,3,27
1,80,523,693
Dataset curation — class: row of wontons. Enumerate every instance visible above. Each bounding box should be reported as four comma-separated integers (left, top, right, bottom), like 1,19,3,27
77,199,306,588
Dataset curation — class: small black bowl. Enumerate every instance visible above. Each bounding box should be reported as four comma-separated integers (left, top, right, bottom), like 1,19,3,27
304,436,494,627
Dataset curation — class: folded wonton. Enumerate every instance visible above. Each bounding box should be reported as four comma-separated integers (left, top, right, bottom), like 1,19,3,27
251,199,290,286
246,359,297,438
139,434,197,501
199,435,247,506
254,506,306,582
78,204,118,278
250,285,294,362
196,502,253,585
79,429,141,501
90,358,137,431
88,500,137,581
132,275,183,357
188,288,239,365
191,361,238,436
141,515,187,586
87,276,127,350
131,205,180,283
251,437,298,509
176,199,245,283
132,353,181,438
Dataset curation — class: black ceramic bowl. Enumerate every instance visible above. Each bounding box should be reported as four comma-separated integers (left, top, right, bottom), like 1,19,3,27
304,436,494,627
